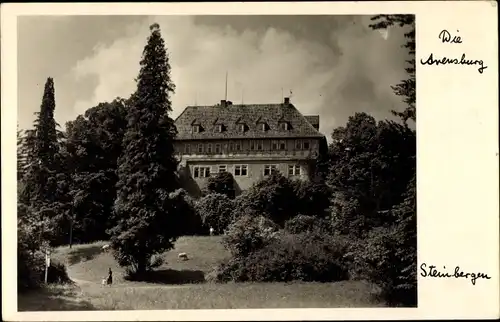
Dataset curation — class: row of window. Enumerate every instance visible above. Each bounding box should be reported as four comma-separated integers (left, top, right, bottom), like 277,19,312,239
192,122,290,134
184,140,310,154
192,164,302,178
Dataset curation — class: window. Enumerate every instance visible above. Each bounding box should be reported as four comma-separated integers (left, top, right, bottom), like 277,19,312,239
264,165,278,176
250,140,263,151
207,143,212,153
238,124,245,132
256,140,263,151
218,165,227,173
279,140,286,150
184,144,191,154
295,140,302,150
197,143,204,153
303,141,310,150
193,166,211,178
288,165,301,176
234,165,248,176
229,142,234,151
216,124,223,133
280,122,289,131
215,143,221,153
193,125,200,133
271,140,278,150
235,141,241,151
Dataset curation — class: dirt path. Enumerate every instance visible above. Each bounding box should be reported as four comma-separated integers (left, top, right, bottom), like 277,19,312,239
70,277,191,289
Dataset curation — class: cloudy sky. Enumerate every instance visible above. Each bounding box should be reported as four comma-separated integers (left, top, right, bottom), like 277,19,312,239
18,15,411,140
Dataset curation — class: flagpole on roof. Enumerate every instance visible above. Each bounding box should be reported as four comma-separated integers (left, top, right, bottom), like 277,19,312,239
225,71,228,101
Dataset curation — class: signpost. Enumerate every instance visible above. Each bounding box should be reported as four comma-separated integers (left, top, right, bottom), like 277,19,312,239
45,249,51,284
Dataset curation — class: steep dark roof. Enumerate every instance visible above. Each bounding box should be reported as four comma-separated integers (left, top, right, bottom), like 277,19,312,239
305,115,319,126
174,103,324,140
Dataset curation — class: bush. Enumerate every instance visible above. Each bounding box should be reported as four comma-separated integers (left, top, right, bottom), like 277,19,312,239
47,259,72,284
222,214,280,258
206,171,236,198
291,180,331,218
344,176,416,306
18,219,46,292
195,193,235,234
284,215,333,235
18,220,72,292
170,189,204,235
234,172,297,226
212,232,348,283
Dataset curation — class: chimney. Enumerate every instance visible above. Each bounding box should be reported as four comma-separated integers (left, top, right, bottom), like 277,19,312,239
227,100,233,106
284,97,290,106
220,99,226,107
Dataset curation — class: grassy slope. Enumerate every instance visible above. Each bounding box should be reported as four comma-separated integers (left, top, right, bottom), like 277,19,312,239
19,236,385,310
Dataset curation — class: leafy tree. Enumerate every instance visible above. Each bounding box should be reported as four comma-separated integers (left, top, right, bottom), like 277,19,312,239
64,99,128,244
347,175,416,306
195,193,234,234
370,15,415,123
328,112,416,237
108,23,181,276
206,171,236,198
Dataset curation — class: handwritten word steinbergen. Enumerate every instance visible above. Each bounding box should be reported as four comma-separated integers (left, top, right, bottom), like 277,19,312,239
420,29,488,74
420,263,492,285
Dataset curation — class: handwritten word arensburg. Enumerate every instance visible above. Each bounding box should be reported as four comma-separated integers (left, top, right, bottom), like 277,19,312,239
420,29,488,74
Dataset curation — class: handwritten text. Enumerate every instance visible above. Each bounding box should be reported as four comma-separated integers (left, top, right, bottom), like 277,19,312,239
420,263,492,285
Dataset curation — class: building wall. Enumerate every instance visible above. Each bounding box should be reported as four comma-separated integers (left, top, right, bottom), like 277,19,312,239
175,138,320,197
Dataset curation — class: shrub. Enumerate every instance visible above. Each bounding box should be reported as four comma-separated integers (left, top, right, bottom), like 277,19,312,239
195,193,234,234
234,172,297,226
291,180,331,218
212,232,348,283
222,214,280,258
206,171,236,198
47,259,72,284
171,189,204,235
345,176,416,306
18,218,46,292
284,215,333,235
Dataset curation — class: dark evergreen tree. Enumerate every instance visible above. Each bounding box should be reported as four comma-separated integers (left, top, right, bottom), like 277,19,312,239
370,15,415,124
108,23,181,276
18,78,69,234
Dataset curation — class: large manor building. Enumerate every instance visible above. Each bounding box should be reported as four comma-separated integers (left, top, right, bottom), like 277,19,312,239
174,97,326,197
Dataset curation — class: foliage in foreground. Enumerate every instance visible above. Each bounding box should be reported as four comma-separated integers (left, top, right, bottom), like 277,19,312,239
211,230,348,283
345,175,417,306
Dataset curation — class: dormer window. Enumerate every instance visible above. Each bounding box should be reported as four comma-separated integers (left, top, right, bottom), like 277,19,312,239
260,123,267,131
279,122,289,131
192,125,201,133
215,124,223,133
238,124,245,132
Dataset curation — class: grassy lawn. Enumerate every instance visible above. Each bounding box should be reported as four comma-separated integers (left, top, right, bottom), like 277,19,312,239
19,236,386,310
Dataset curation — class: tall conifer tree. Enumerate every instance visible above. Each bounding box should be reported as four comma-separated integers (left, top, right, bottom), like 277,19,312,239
109,23,181,275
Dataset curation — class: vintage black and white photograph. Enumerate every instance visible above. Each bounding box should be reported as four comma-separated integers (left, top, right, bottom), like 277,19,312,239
16,14,416,311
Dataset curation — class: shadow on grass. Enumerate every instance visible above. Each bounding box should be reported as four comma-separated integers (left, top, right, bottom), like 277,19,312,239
67,245,104,265
129,269,206,285
18,286,97,311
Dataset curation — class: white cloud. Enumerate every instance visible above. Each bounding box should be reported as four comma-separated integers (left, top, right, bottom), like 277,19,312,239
71,15,408,141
